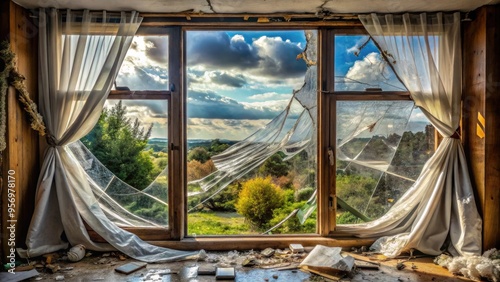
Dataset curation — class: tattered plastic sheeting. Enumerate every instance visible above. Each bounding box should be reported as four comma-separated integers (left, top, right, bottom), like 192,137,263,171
68,141,168,227
187,30,318,211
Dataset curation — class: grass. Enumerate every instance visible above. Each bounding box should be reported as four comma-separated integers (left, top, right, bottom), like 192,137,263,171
187,212,256,235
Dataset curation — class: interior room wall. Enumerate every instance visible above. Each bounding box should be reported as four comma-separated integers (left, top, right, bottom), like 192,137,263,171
462,4,500,252
0,0,40,260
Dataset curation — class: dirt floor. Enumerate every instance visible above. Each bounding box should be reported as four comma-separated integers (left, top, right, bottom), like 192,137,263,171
6,248,471,282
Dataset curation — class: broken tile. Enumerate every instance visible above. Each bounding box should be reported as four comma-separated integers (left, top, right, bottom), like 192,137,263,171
242,258,257,267
289,244,304,253
261,248,275,258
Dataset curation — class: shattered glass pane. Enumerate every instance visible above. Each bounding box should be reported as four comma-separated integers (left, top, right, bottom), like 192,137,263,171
75,99,169,227
335,102,435,223
335,35,406,92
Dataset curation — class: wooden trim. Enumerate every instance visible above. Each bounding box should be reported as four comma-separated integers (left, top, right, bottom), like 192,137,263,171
169,27,185,240
1,1,40,258
333,91,411,100
140,20,362,27
108,90,170,100
318,28,335,235
86,232,375,251
142,13,359,19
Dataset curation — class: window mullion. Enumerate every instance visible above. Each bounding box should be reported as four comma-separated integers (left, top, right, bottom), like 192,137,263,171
318,28,337,235
168,26,185,240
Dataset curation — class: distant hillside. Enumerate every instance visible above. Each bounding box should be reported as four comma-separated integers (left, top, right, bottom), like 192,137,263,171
146,138,238,152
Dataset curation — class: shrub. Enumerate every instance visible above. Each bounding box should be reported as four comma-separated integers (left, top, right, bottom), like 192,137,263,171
235,177,284,228
203,182,242,212
295,187,315,202
336,211,359,224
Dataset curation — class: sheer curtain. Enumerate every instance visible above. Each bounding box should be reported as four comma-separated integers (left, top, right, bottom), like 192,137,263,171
336,12,482,258
19,8,200,262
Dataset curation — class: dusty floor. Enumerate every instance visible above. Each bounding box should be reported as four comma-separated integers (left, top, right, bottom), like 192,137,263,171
10,249,470,282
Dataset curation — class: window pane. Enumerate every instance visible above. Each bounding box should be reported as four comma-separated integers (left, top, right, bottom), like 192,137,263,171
114,36,169,91
334,35,406,92
77,99,169,227
335,101,434,223
186,30,317,235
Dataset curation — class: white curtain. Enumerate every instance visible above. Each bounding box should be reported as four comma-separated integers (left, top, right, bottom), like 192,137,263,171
19,8,200,262
336,12,483,258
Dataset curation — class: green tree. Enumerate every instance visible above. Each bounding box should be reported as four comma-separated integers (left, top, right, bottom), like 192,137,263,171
259,152,290,177
188,146,211,163
81,101,155,190
235,177,285,228
210,139,230,154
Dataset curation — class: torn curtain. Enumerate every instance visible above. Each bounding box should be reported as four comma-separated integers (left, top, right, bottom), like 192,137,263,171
18,8,200,262
336,12,482,258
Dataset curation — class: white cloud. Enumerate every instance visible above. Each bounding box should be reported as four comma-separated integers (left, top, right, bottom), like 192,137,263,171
187,118,270,140
241,99,290,113
342,52,390,91
115,36,169,90
248,92,291,100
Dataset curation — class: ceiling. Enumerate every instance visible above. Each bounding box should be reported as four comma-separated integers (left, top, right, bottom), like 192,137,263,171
13,0,500,14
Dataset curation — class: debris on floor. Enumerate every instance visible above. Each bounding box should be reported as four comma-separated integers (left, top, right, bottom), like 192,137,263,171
1,245,477,281
299,245,355,280
434,248,500,281
67,244,86,262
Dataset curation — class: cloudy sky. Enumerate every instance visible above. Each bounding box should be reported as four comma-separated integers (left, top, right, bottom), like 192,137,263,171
109,31,414,140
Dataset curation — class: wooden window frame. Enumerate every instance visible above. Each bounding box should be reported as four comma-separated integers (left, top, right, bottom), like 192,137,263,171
89,20,415,250
321,28,412,236
89,27,178,241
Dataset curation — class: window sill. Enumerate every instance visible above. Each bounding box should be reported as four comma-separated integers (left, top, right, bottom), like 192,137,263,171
87,229,374,251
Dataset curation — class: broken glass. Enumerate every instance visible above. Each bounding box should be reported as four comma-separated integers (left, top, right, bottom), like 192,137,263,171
335,35,406,91
336,102,434,223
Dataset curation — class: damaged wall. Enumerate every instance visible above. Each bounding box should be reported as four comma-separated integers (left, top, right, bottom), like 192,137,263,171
0,1,40,261
463,4,500,251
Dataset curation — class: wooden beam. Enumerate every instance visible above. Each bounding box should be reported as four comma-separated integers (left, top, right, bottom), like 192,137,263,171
108,90,170,100
140,20,362,27
168,27,185,240
1,1,40,259
141,13,359,20
462,5,500,251
85,231,375,251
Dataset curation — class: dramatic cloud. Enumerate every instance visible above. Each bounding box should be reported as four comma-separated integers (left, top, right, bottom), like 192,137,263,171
187,32,259,70
142,36,169,64
186,32,307,79
115,36,169,90
252,36,307,78
210,72,247,88
187,90,286,119
340,52,404,91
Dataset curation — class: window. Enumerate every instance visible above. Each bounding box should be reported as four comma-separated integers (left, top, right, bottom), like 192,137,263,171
79,32,173,239
185,30,318,235
324,31,435,227
77,22,436,246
